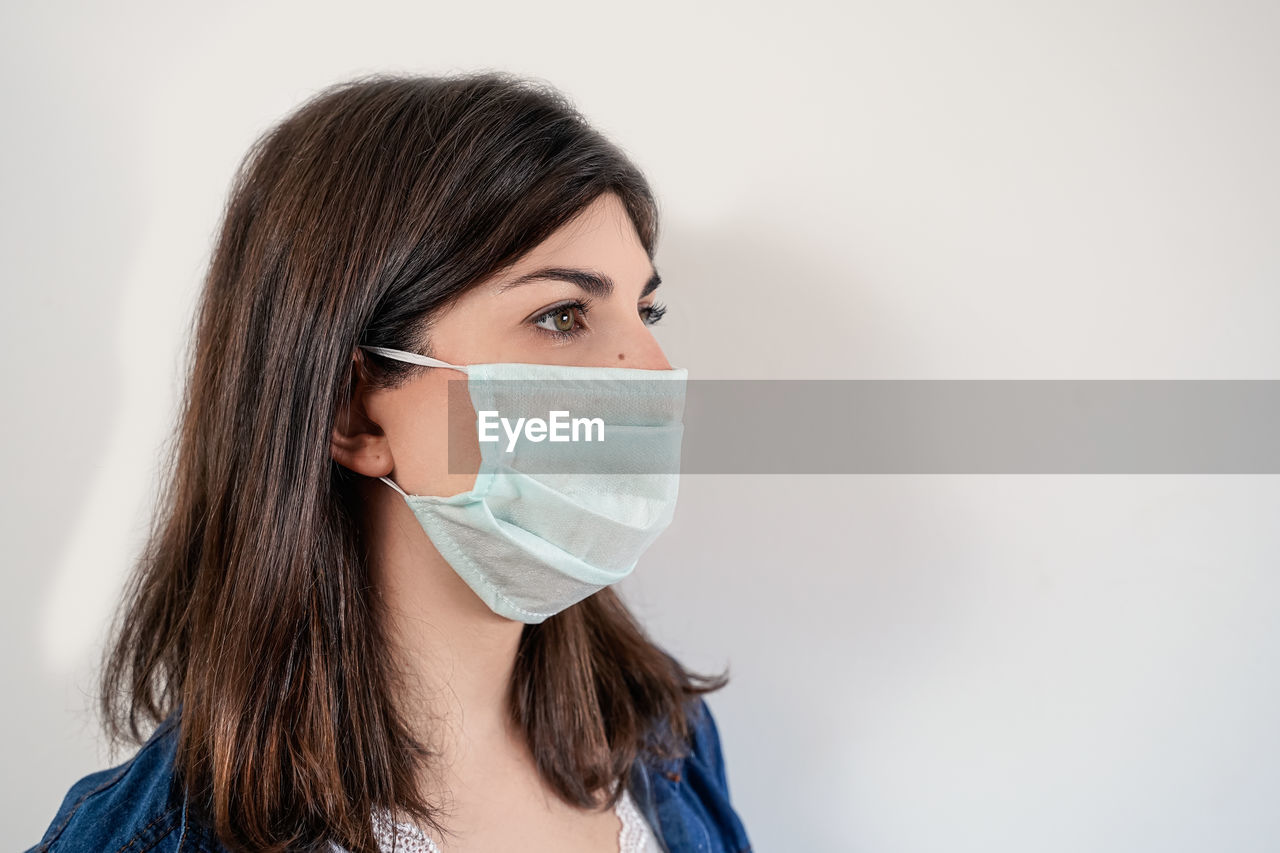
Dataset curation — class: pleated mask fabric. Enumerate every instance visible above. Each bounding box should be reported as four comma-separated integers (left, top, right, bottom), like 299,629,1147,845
358,345,687,623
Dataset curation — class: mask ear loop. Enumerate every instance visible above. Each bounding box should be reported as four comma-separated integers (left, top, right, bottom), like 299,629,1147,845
358,345,469,373
379,475,410,499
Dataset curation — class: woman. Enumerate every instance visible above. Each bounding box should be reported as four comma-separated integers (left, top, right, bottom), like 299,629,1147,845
30,72,752,853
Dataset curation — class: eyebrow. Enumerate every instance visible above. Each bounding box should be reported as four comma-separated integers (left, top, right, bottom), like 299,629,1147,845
497,266,662,298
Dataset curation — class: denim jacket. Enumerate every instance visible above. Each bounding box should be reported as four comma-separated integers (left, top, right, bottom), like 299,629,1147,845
27,697,752,853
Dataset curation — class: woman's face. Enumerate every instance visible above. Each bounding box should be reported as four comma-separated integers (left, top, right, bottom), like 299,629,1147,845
335,191,671,499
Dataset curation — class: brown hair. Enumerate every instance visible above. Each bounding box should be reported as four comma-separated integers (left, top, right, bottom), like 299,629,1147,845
99,70,727,852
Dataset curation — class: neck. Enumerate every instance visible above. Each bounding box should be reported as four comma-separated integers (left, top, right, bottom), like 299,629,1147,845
364,480,528,768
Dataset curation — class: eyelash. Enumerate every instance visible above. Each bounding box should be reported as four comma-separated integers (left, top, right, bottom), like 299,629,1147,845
530,299,668,340
643,302,668,325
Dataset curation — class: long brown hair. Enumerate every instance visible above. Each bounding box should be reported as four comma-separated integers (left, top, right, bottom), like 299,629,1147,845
99,70,728,852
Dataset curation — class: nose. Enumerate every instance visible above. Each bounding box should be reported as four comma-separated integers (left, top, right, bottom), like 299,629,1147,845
613,317,672,370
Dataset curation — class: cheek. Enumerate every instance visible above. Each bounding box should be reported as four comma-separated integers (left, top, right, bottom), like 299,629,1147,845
388,375,482,497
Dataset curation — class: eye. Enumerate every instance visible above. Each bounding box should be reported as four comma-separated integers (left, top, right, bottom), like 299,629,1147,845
640,301,667,325
532,299,591,339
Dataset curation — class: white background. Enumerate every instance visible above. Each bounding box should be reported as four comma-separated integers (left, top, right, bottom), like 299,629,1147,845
4,1,1279,850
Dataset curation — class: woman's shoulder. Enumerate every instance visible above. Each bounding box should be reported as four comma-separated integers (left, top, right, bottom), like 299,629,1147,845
632,695,754,853
28,712,226,853
684,696,733,792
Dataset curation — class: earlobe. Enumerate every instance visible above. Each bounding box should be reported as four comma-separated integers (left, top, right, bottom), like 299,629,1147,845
329,425,393,478
330,354,394,478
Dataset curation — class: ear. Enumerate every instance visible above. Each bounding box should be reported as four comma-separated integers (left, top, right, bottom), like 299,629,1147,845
331,350,395,478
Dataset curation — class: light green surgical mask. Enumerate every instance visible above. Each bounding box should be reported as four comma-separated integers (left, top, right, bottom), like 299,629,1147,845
357,345,687,624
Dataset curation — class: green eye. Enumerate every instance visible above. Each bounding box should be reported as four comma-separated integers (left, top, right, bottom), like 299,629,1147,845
550,309,576,331
532,300,590,338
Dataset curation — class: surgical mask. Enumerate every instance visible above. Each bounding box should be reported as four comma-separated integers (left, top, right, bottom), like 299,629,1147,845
357,345,687,624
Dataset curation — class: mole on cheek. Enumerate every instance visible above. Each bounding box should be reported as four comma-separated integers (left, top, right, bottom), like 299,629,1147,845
617,353,625,361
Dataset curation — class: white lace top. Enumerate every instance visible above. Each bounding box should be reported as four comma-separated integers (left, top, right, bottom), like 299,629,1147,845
330,784,663,853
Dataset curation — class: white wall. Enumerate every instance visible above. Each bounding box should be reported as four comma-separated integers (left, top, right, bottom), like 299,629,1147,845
4,1,1279,850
